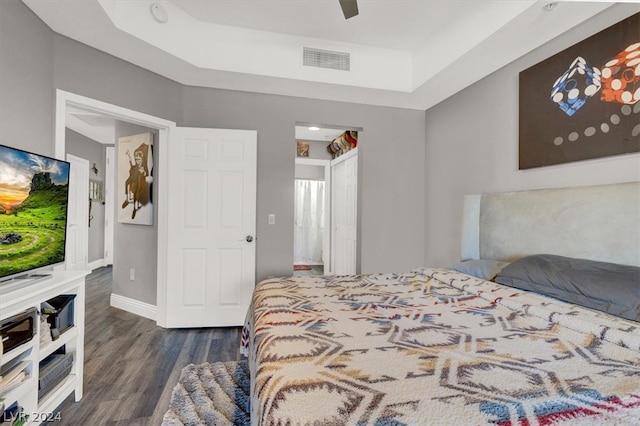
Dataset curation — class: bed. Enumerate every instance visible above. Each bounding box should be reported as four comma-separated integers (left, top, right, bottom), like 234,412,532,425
241,182,640,425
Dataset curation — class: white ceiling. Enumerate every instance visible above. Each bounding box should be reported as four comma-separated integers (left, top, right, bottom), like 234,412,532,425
23,0,627,110
170,0,471,51
66,106,115,145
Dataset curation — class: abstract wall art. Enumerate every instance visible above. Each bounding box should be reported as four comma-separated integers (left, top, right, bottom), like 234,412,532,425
519,12,639,169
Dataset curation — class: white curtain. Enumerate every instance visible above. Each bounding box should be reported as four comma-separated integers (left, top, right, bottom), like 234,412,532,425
294,179,325,264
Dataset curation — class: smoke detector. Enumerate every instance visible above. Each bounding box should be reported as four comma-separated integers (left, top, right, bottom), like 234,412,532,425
150,3,168,23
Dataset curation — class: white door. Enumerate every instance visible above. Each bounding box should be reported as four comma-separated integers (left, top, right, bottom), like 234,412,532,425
331,148,358,275
104,147,115,265
65,154,89,271
166,127,257,327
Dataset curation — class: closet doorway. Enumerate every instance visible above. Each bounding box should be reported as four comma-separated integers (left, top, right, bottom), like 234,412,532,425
294,124,360,276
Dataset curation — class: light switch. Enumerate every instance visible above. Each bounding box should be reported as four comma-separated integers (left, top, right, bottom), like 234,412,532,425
268,214,276,225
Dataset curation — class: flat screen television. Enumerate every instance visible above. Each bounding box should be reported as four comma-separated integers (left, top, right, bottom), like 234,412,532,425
0,144,71,284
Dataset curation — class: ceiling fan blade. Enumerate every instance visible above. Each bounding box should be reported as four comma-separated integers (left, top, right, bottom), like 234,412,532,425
338,0,359,19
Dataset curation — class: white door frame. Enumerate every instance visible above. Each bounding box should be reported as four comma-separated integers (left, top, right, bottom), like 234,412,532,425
294,158,331,273
104,147,115,265
55,90,175,327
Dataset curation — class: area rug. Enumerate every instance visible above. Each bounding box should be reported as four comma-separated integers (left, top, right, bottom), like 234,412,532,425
162,359,250,426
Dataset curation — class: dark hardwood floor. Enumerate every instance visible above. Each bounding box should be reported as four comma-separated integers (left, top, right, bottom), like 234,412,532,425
53,266,242,425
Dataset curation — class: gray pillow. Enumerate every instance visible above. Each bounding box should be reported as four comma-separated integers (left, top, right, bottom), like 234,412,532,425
449,259,510,280
494,254,640,322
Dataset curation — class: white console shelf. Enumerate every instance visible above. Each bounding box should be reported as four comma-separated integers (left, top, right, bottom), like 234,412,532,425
0,270,88,424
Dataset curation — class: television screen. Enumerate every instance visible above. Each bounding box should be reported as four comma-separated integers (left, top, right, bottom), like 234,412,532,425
0,145,71,281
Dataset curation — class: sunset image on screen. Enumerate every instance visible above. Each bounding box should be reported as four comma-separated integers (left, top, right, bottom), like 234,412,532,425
0,145,70,278
0,146,68,210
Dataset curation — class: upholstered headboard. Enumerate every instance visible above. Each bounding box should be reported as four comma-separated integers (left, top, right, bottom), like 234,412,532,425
461,181,640,267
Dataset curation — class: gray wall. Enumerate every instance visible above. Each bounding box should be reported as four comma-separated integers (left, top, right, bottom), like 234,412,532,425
112,123,159,305
6,0,637,308
52,33,181,306
7,0,639,305
65,129,107,263
424,4,640,268
2,1,426,293
182,88,426,280
297,139,333,160
295,164,325,180
52,35,184,125
0,1,182,307
0,0,54,156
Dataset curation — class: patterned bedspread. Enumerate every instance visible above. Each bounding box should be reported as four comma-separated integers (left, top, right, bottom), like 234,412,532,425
241,268,640,425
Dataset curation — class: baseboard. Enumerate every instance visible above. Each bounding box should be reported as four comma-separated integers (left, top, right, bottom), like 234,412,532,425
87,258,107,271
110,293,157,321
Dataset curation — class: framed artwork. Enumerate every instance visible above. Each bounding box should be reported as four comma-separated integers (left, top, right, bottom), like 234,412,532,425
519,12,639,169
297,141,310,157
117,132,153,225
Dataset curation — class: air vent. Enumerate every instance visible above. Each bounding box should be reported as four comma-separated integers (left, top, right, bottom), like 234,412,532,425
303,47,350,71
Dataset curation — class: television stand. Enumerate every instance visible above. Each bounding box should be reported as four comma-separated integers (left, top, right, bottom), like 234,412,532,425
0,273,53,293
0,270,88,424
17,273,52,283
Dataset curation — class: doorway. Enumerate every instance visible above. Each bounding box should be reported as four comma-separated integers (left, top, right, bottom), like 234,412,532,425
64,107,116,271
294,159,330,276
55,90,174,325
293,124,360,276
56,90,258,328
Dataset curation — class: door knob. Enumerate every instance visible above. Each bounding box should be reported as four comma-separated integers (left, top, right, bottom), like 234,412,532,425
245,235,254,243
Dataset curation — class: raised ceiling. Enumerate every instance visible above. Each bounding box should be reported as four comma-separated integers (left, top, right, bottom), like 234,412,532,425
66,105,115,145
23,0,622,110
